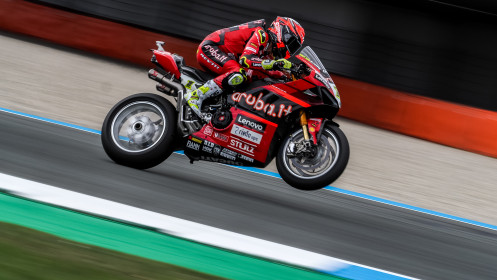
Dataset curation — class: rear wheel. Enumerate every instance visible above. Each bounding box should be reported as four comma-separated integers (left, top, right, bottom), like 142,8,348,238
101,93,177,169
276,124,349,190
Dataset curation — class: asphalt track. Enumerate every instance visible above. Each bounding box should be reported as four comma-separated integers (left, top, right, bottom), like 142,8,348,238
1,110,497,279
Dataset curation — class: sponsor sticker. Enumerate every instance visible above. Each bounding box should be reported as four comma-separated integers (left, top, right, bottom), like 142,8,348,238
239,154,254,163
231,92,292,118
186,140,200,151
204,140,215,147
200,53,220,69
229,138,255,155
220,148,237,161
202,145,213,153
200,156,243,166
213,146,221,156
231,124,262,144
204,125,213,136
213,132,229,142
236,115,266,133
203,45,228,63
201,140,215,153
221,148,237,156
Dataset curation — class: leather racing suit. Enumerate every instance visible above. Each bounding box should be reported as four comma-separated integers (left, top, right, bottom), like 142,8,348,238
184,19,287,118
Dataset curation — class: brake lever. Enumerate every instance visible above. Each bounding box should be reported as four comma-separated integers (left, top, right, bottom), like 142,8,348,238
290,63,309,78
272,61,285,71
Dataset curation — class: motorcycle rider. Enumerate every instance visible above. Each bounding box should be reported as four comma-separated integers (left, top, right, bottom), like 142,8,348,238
184,17,305,119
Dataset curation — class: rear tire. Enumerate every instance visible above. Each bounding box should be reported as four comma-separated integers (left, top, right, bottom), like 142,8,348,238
101,93,177,169
276,124,349,190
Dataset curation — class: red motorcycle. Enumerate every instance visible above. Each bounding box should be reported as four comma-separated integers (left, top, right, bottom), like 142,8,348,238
101,41,349,190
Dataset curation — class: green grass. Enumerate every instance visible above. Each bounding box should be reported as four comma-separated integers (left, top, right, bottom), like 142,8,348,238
0,221,226,280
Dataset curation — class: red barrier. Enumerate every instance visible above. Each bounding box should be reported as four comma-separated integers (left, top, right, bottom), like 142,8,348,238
336,76,497,157
0,0,200,68
2,0,497,158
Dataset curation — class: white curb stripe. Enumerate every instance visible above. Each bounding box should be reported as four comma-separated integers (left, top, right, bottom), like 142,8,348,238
0,172,417,279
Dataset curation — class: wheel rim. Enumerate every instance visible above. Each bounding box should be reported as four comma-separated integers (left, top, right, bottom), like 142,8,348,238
282,128,340,179
110,101,166,153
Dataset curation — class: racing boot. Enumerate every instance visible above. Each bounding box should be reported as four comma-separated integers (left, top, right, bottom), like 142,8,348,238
184,79,222,118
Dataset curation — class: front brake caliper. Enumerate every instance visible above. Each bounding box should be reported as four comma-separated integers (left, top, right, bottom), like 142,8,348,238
307,118,324,145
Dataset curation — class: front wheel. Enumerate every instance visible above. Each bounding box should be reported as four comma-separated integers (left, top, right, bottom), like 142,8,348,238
101,93,177,169
276,124,349,190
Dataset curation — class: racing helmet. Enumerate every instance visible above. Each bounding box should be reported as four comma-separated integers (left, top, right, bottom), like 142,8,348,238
267,17,305,59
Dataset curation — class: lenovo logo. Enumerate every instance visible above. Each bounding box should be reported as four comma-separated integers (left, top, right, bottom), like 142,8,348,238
236,115,265,132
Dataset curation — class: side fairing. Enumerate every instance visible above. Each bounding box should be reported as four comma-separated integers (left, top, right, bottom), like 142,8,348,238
184,108,278,166
227,85,310,124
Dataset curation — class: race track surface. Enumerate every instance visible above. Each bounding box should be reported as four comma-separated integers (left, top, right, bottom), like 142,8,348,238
1,111,497,279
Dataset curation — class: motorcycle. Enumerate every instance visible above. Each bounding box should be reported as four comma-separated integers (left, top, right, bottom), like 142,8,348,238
101,41,349,190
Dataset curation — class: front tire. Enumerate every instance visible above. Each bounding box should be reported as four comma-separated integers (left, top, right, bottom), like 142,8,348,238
101,93,177,169
276,124,349,190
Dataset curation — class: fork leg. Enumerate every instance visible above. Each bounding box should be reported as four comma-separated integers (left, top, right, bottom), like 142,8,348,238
300,111,310,141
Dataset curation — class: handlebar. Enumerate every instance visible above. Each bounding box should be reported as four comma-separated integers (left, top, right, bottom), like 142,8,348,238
272,61,309,75
271,61,286,71
288,62,311,80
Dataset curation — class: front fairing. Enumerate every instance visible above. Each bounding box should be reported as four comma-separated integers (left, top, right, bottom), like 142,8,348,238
296,47,341,107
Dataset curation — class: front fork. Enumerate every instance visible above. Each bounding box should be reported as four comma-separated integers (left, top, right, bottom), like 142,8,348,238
287,111,322,158
300,111,323,145
300,111,310,142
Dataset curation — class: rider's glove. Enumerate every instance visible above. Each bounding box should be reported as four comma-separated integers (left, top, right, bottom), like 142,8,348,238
261,59,292,70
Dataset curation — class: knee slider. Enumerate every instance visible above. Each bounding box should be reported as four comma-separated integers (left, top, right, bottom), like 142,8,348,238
223,70,247,89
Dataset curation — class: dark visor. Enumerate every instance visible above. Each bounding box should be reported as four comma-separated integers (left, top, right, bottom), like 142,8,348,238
284,33,301,56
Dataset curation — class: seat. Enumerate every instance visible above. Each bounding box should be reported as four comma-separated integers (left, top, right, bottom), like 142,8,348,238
181,66,216,84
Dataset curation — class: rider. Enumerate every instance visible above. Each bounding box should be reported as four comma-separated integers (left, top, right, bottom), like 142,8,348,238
184,17,305,118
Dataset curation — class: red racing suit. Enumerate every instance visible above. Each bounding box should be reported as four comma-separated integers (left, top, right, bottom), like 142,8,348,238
196,19,286,89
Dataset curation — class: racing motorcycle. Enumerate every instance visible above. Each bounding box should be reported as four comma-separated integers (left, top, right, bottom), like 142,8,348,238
101,41,349,190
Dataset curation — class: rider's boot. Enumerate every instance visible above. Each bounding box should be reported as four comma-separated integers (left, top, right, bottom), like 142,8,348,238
184,79,222,118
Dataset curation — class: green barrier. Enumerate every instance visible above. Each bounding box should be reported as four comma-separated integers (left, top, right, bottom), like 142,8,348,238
0,194,344,280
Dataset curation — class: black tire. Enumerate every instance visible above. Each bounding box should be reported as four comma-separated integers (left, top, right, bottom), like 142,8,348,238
276,124,349,190
101,93,177,169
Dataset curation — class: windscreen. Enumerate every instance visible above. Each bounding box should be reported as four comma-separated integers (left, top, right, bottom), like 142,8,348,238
297,47,330,78
296,46,341,107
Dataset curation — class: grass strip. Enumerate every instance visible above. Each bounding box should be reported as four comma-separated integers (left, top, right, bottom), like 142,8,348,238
0,193,345,280
0,221,225,280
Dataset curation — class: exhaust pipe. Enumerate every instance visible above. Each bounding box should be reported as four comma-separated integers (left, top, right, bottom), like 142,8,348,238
148,69,182,97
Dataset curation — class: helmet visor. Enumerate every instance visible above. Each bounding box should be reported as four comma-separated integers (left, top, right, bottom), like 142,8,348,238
284,33,302,57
